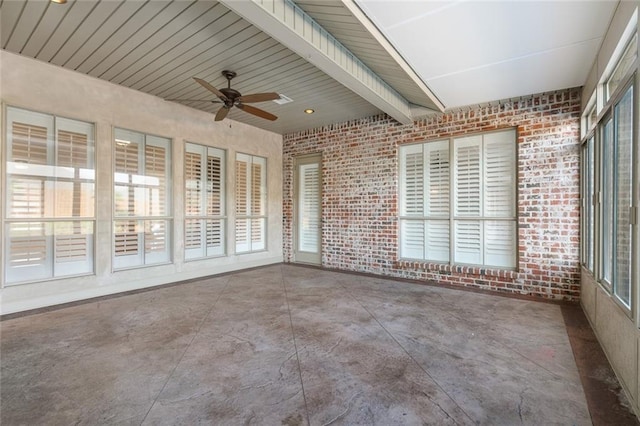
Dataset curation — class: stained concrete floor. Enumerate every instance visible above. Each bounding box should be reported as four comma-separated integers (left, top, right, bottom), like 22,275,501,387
0,264,605,425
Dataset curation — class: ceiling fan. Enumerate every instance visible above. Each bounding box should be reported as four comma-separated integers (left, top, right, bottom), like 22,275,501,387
183,70,280,122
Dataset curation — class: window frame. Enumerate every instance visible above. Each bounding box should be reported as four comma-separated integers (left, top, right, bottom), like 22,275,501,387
398,128,518,270
3,105,96,286
234,152,268,254
112,127,173,271
183,142,227,261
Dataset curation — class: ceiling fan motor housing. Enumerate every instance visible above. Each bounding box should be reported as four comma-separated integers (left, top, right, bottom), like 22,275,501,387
220,87,241,107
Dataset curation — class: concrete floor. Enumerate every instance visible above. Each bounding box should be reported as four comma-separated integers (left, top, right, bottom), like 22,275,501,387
1,264,596,425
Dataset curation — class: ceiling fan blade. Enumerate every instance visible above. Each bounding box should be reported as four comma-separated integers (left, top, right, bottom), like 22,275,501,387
237,92,280,103
193,77,227,101
215,106,230,121
236,104,277,121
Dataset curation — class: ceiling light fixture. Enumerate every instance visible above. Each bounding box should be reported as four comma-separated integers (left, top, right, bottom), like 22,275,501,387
51,0,67,3
304,109,314,114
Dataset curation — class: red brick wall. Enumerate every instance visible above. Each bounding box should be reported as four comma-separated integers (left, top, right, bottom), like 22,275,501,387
283,89,582,301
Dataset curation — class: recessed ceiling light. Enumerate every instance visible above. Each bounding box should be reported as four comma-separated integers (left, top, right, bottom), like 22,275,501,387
51,0,67,3
304,109,314,114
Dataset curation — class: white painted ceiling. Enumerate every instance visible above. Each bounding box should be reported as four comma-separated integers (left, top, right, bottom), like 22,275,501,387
0,0,620,133
355,0,618,108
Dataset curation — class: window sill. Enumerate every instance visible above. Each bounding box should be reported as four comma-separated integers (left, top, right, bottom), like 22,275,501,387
396,259,518,279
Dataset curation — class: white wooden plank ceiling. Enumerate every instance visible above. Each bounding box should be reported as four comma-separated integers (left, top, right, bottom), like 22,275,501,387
0,0,384,134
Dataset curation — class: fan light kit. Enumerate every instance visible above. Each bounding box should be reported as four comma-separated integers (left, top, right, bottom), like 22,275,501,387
304,109,315,114
190,70,280,122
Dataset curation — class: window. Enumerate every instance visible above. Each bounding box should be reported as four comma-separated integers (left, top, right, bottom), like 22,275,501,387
613,83,634,307
582,25,638,314
581,136,595,272
399,129,517,268
606,33,637,102
185,143,226,260
600,116,614,287
235,153,266,253
113,129,171,269
4,107,95,284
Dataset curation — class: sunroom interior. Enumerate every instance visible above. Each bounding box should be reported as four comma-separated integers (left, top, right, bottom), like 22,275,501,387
1,0,640,424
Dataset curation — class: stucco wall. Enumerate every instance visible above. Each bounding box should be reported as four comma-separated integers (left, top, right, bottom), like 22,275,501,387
0,51,283,314
580,1,640,418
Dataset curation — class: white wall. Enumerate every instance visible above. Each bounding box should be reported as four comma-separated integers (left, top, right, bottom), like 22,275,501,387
0,51,283,314
581,0,640,418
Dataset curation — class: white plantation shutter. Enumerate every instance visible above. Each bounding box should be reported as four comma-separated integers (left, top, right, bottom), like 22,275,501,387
484,221,516,268
452,131,515,267
6,222,51,282
185,219,202,250
454,136,482,217
454,220,482,264
206,219,224,256
400,220,424,259
207,153,223,216
145,138,168,217
185,151,202,216
184,148,204,258
399,129,515,268
399,142,450,261
426,142,449,216
235,156,250,252
251,161,265,247
426,220,449,262
484,130,515,217
399,144,423,216
425,142,450,261
482,130,516,267
399,144,424,259
298,163,320,253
